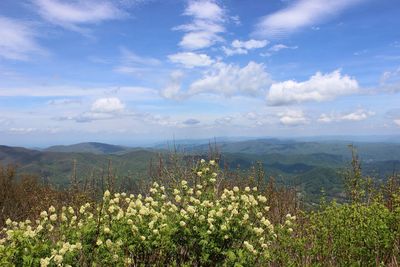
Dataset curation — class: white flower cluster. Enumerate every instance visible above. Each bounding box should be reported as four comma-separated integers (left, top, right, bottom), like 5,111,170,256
0,159,294,266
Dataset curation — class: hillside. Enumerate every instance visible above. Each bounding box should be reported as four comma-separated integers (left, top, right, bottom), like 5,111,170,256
44,142,131,155
1,139,399,202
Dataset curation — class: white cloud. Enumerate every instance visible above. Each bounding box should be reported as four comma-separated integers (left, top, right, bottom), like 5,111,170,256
160,71,184,100
267,70,359,105
394,119,400,127
318,109,375,123
379,67,400,93
119,47,161,66
269,44,298,52
175,0,226,50
161,61,271,99
188,61,271,97
279,110,309,126
223,39,269,56
340,109,374,121
215,116,234,125
0,16,44,60
33,0,126,32
168,52,214,68
91,97,125,113
9,127,37,133
114,47,161,75
254,0,364,38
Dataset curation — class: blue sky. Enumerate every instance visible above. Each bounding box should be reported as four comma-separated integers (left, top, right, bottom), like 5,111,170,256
0,0,400,146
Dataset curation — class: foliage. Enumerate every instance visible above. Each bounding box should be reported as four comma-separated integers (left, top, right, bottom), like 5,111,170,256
0,160,295,266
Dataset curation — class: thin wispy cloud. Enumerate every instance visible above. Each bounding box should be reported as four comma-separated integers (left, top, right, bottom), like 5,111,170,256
174,0,226,50
0,16,45,61
32,0,127,33
254,0,365,38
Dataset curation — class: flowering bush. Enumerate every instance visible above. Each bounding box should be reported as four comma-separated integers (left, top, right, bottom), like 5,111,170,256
0,160,295,266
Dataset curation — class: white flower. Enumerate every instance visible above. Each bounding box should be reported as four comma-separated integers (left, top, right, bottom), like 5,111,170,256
104,190,111,198
5,219,12,225
48,206,56,213
104,227,111,234
96,239,103,246
233,186,239,192
54,255,63,264
175,195,181,203
201,159,205,163
245,187,251,192
179,221,186,227
49,214,57,222
140,236,146,241
40,211,48,218
197,171,202,176
209,160,216,165
40,257,50,267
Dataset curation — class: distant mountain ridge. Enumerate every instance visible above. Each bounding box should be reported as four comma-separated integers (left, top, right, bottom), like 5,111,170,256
45,142,131,155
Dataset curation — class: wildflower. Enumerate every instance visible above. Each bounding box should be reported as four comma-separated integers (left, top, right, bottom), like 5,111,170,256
40,211,48,218
233,186,239,192
106,239,113,247
49,214,57,222
68,207,74,214
179,221,186,227
209,160,216,165
210,178,216,183
140,236,146,241
201,159,205,163
175,195,181,203
40,257,50,267
288,228,293,233
181,180,188,186
96,239,103,246
54,255,63,265
49,206,56,213
5,219,12,225
245,187,251,192
197,171,202,176
212,172,217,177
104,190,111,198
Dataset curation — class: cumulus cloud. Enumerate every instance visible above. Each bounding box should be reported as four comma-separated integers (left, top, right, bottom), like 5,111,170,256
91,97,125,113
267,70,359,105
33,0,126,33
279,110,309,126
188,61,271,97
168,52,214,68
341,109,375,121
254,0,364,38
379,67,400,93
223,39,269,56
174,0,226,50
0,16,44,60
161,61,271,99
318,109,375,123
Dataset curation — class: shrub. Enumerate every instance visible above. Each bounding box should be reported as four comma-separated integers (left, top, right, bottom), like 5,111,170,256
0,160,294,266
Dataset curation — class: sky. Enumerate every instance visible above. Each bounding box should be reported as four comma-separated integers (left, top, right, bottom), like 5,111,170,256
0,0,400,147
